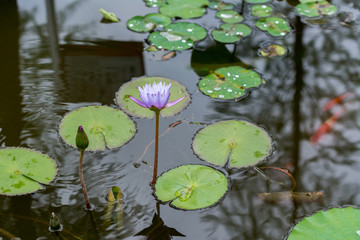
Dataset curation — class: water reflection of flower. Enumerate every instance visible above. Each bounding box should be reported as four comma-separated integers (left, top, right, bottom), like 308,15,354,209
129,82,185,111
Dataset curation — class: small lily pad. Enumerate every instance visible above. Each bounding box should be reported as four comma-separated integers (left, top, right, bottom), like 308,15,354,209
99,9,120,23
259,43,287,57
296,1,337,18
245,0,272,3
155,164,229,210
192,120,272,168
287,207,360,239
251,5,274,18
198,66,262,99
255,17,291,37
159,0,209,19
148,22,207,50
128,13,172,32
0,147,58,196
216,10,243,23
59,106,136,151
116,77,190,119
144,0,166,7
211,23,252,43
208,0,234,10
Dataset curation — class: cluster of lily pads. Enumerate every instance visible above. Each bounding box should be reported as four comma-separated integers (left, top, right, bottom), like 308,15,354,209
0,0,351,238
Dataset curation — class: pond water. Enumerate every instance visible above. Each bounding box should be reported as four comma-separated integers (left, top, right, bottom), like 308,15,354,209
1,0,360,239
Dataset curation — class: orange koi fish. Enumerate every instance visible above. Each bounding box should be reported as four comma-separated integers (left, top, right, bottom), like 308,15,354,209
323,92,352,111
311,108,344,144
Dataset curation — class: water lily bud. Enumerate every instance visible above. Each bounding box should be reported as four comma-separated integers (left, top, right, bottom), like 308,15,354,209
76,126,89,151
49,212,62,232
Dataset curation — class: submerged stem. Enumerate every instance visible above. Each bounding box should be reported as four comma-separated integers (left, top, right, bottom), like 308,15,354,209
152,110,160,186
79,150,92,210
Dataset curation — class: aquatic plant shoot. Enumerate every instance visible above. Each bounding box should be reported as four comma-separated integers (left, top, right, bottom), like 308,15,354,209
130,81,185,185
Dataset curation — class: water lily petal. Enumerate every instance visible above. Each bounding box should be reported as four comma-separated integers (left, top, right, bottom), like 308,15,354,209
129,96,148,108
165,96,185,108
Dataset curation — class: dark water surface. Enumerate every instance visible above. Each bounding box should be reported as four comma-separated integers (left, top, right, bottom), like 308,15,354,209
1,0,360,239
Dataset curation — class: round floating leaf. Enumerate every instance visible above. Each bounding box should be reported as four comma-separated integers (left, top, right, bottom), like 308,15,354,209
155,164,229,210
296,1,337,18
245,0,272,3
59,106,136,151
251,5,273,18
116,77,190,119
287,207,360,240
255,17,291,37
216,10,243,23
208,0,234,10
159,0,209,19
0,148,58,196
148,22,207,50
127,13,171,32
259,43,287,57
193,120,272,168
211,23,252,43
144,0,166,7
198,66,262,99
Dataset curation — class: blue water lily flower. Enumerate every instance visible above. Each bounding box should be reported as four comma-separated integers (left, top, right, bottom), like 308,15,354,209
129,81,185,111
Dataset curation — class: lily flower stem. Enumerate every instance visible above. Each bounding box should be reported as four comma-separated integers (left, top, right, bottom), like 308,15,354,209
152,110,160,186
79,150,92,210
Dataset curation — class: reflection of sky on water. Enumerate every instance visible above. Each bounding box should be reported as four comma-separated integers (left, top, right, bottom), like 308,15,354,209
1,0,360,239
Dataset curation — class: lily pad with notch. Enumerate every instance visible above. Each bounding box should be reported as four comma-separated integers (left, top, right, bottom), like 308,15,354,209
192,120,272,168
211,23,252,43
116,76,190,119
0,147,58,196
198,66,262,100
251,5,274,18
287,207,360,239
208,0,234,10
59,106,136,151
216,10,243,23
159,0,209,19
128,13,172,32
154,164,229,210
148,22,207,50
296,1,337,18
255,17,291,37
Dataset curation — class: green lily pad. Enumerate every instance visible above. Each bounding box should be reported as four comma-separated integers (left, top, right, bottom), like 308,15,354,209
155,164,229,210
127,13,172,32
216,10,243,23
198,66,262,99
59,106,136,151
211,23,252,43
192,120,272,168
287,207,360,240
148,22,207,50
144,0,166,7
296,1,337,18
159,0,209,19
208,0,234,10
0,148,58,196
251,5,274,18
245,0,272,3
259,43,287,57
255,17,291,37
116,77,190,119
